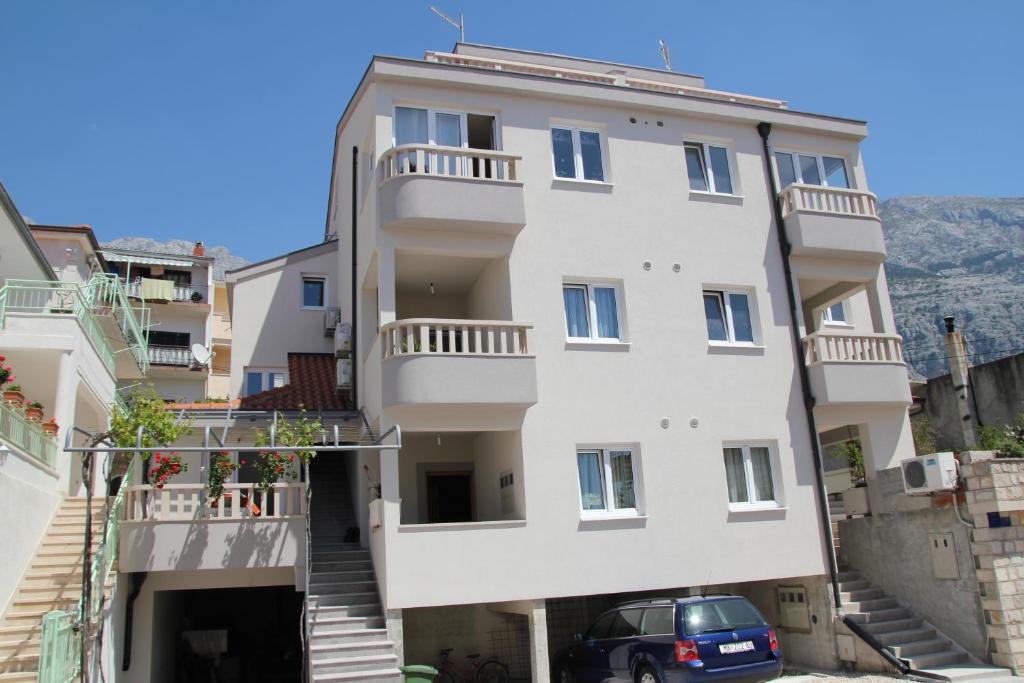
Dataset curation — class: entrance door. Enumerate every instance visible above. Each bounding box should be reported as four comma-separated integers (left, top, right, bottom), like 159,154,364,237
426,472,473,523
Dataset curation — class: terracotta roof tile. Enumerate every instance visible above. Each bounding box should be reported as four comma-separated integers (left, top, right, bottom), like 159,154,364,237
239,353,351,411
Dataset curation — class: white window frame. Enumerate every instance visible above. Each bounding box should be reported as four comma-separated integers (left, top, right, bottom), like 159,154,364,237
301,274,327,310
683,140,737,195
392,105,503,149
702,288,760,346
773,150,851,190
550,124,608,183
563,281,626,343
575,445,643,519
722,442,783,512
821,300,852,328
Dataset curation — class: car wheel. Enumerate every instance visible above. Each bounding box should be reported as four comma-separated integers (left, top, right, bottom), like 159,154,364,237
559,666,574,683
636,665,660,683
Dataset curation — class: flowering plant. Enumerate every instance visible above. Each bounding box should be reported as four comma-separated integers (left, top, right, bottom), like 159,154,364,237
208,451,238,499
148,452,187,489
254,450,297,494
0,357,13,386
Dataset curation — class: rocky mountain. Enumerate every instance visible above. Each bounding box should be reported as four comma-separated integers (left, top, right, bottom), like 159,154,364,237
880,197,1024,379
100,237,249,280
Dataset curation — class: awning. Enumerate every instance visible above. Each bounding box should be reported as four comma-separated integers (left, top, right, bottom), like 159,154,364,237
101,251,193,268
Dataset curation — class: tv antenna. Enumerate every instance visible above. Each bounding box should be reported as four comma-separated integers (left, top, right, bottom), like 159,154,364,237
429,6,464,43
659,39,672,71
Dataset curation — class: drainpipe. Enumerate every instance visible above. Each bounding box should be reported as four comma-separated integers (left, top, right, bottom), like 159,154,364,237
756,122,842,614
350,146,359,408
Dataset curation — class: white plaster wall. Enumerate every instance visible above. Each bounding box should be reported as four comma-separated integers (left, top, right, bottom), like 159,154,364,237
33,235,94,284
0,205,51,283
228,243,339,398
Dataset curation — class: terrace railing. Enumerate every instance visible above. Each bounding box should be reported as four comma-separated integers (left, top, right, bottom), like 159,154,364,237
124,482,306,521
802,332,905,366
381,318,532,358
380,144,521,183
0,401,58,469
84,273,150,373
779,183,879,220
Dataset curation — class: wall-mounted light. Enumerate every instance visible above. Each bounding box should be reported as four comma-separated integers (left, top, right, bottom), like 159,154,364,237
436,434,442,446
429,282,435,295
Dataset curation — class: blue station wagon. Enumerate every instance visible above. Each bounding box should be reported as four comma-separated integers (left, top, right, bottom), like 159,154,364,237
553,595,782,683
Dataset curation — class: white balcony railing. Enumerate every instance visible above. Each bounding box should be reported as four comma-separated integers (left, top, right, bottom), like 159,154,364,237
124,482,305,521
803,332,904,366
381,319,532,359
779,184,879,219
147,345,192,366
380,145,521,184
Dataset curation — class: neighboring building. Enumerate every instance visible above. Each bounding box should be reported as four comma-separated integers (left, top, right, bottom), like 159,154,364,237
100,242,217,402
208,278,232,398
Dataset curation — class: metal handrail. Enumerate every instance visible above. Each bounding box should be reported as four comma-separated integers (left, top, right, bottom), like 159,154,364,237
84,274,151,373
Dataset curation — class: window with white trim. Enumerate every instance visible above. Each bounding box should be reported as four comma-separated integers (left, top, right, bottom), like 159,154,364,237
302,276,326,308
576,447,640,517
684,141,734,194
703,289,757,345
723,444,780,509
244,369,287,396
821,301,850,326
563,282,624,342
551,126,606,182
774,151,850,189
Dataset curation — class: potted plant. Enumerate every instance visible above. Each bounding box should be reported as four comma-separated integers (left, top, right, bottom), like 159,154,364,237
148,452,188,489
190,290,204,303
41,418,59,437
24,402,44,422
3,384,24,408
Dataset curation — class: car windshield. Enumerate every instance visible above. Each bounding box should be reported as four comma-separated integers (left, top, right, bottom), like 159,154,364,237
683,599,766,635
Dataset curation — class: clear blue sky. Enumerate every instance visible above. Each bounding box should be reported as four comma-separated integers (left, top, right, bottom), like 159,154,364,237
3,0,1021,262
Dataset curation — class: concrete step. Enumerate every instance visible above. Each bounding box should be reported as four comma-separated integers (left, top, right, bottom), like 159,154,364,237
907,650,968,669
310,639,395,659
846,606,911,624
311,666,402,682
836,570,861,583
312,550,371,562
0,652,39,674
310,628,389,646
309,603,383,618
912,663,1016,681
875,627,937,646
313,653,398,675
310,571,376,584
309,616,386,636
0,639,40,658
312,561,374,573
311,593,380,608
845,597,900,613
891,638,951,658
0,626,41,639
838,579,872,592
308,581,378,596
0,671,38,682
840,588,885,602
860,617,924,634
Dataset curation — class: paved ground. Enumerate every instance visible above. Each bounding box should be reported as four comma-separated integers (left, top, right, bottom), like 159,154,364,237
775,673,902,682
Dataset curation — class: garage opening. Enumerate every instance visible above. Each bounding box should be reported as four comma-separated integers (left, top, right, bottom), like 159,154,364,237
151,585,303,683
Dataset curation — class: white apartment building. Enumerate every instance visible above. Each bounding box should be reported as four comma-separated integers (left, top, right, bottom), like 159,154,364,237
0,43,925,683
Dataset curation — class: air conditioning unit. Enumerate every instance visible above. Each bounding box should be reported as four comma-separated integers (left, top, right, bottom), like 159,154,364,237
901,452,958,495
324,308,341,337
336,358,352,388
334,323,352,358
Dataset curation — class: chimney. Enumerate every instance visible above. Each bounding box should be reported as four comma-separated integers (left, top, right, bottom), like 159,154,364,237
193,240,205,257
943,316,978,449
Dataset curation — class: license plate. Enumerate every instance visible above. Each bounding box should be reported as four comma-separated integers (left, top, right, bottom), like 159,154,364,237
718,641,755,654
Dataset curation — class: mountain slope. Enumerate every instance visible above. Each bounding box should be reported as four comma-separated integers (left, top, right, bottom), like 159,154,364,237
880,196,1024,378
101,237,249,280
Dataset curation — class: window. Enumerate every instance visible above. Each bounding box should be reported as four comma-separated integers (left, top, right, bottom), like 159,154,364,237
576,447,640,517
640,607,675,636
585,612,618,640
822,301,850,326
610,610,643,638
723,444,780,509
774,151,849,189
244,369,287,396
703,290,756,345
551,126,605,181
684,142,734,194
394,107,499,176
302,277,325,308
563,283,623,342
148,331,190,348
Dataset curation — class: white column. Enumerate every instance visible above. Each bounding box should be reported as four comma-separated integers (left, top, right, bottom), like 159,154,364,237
528,599,550,683
52,350,80,495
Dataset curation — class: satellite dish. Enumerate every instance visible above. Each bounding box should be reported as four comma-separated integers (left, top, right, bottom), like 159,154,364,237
191,344,213,366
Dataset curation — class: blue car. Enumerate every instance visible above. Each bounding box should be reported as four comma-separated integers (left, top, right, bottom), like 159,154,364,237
553,595,782,683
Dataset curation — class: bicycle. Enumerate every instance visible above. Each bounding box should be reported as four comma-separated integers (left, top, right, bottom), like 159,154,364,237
434,647,509,683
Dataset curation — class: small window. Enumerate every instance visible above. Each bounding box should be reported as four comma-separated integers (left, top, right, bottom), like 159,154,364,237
576,447,640,517
302,277,325,308
551,126,605,182
774,151,849,189
563,283,624,342
703,290,756,345
244,369,288,396
640,607,675,635
822,301,849,326
610,610,643,638
684,142,734,194
723,445,780,509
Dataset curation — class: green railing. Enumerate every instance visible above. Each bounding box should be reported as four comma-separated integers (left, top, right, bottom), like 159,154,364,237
0,280,117,374
37,456,136,683
37,612,79,683
0,402,58,469
83,273,151,374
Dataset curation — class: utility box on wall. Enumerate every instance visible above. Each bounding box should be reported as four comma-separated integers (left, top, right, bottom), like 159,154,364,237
929,531,960,579
777,585,811,633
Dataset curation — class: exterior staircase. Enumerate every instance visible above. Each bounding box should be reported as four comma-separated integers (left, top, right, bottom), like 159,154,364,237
307,458,400,683
0,496,108,682
839,568,1014,681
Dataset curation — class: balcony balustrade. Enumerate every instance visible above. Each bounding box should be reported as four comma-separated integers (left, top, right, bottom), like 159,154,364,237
779,184,886,263
802,332,911,407
0,401,58,469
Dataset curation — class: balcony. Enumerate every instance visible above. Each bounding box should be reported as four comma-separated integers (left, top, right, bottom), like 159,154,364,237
379,319,536,428
148,345,192,367
0,402,58,470
123,278,211,305
378,145,525,235
780,184,886,263
120,482,306,572
802,332,912,407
